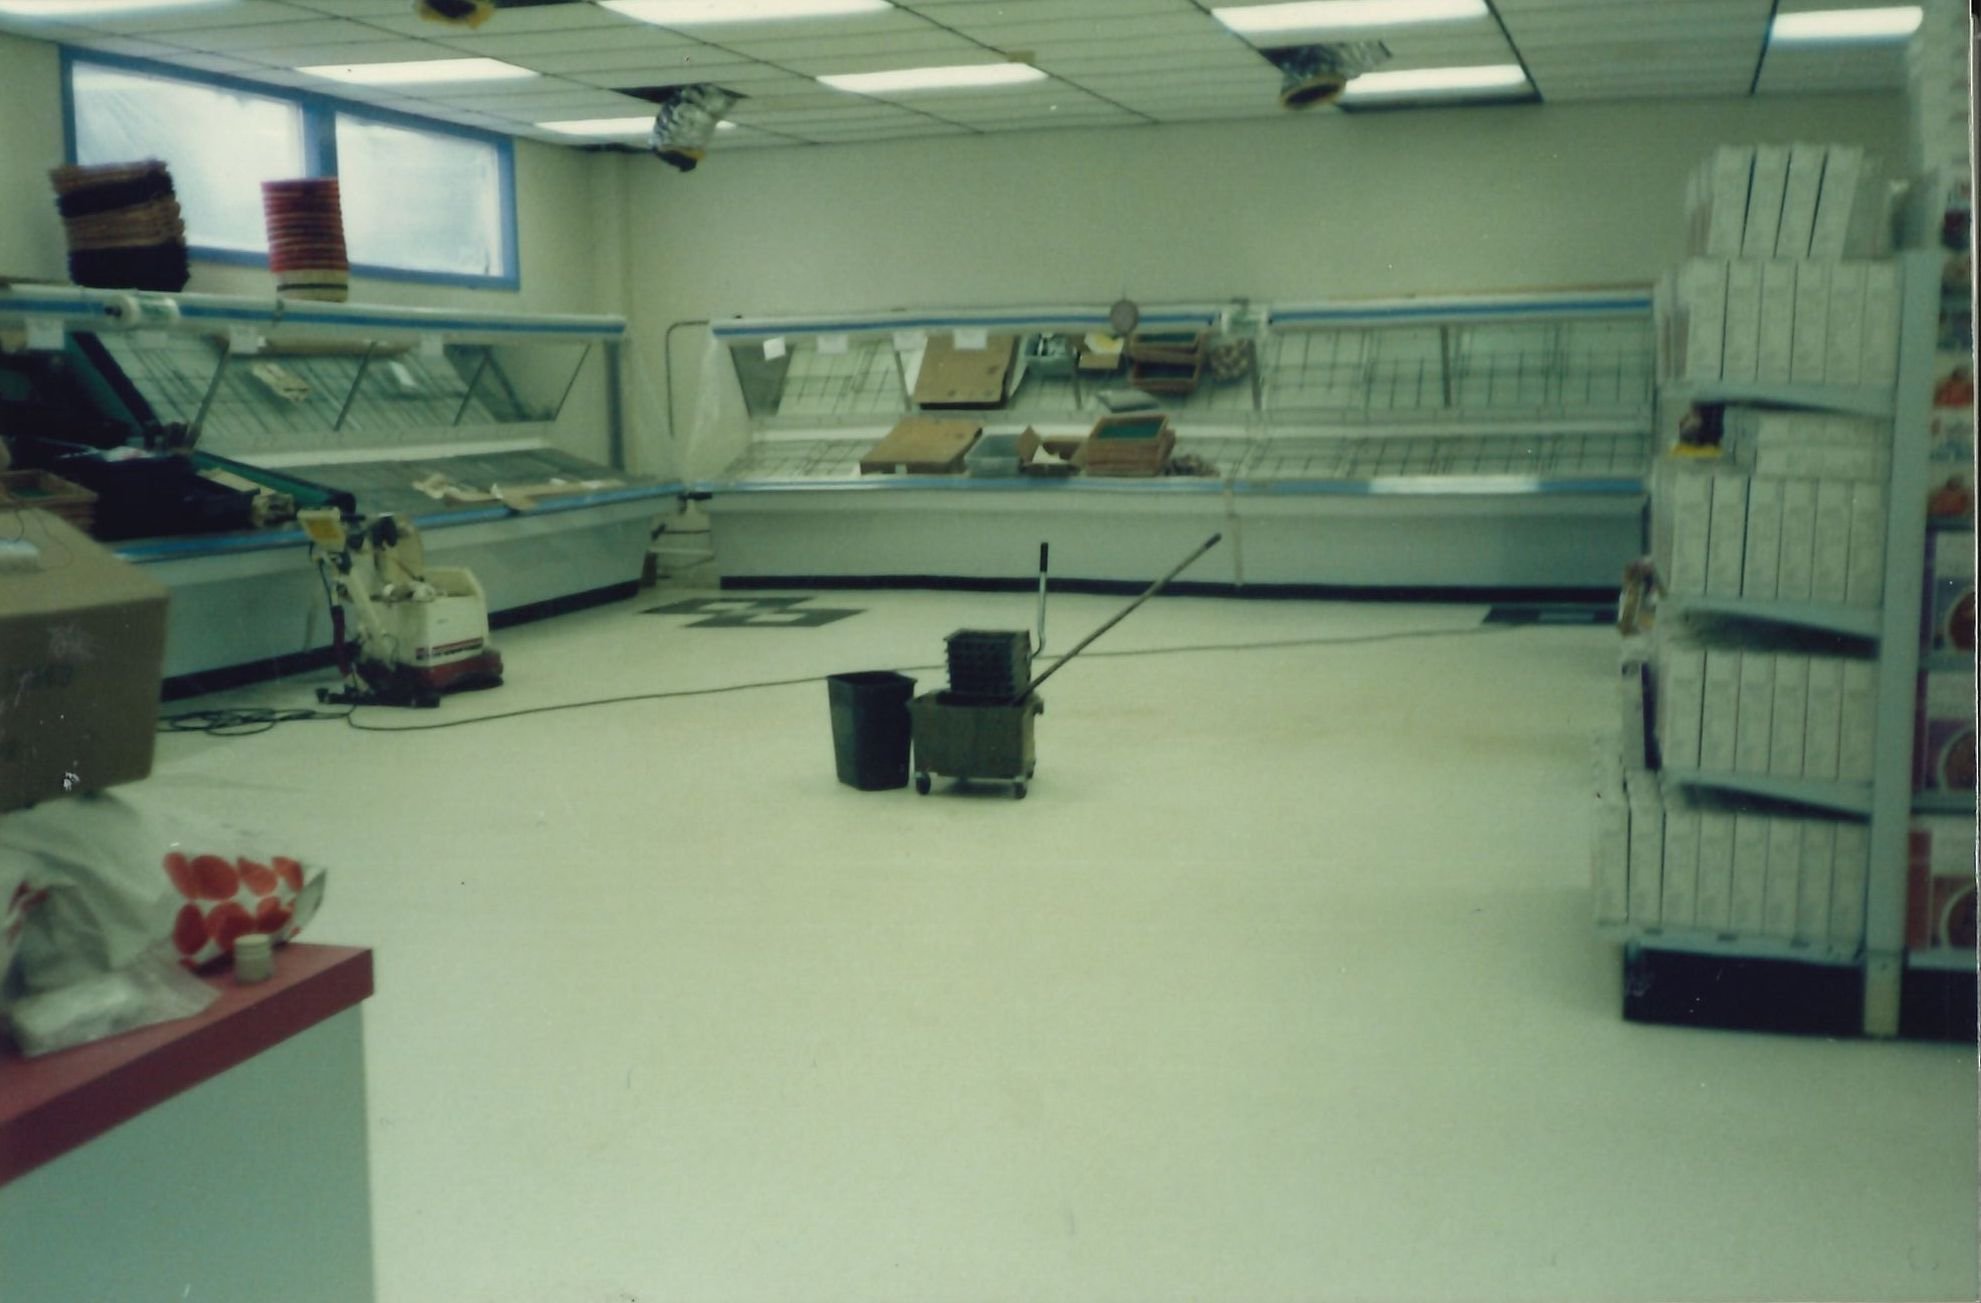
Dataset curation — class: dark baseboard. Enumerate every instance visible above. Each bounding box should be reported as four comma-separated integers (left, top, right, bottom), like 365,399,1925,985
160,582,640,701
1623,946,1978,1042
720,574,1621,606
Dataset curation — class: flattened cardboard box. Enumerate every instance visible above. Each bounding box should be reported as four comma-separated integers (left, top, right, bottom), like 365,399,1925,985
859,418,983,475
0,510,168,812
913,334,1017,409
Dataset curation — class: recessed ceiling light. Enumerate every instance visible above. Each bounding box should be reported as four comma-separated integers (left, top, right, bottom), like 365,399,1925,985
600,0,889,23
819,63,1046,94
1212,0,1486,37
538,117,654,136
1338,63,1528,99
0,0,233,14
1770,5,1922,43
298,58,538,86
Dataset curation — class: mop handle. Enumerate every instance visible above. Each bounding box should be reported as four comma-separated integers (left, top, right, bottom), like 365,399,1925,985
1035,542,1050,655
1015,532,1221,700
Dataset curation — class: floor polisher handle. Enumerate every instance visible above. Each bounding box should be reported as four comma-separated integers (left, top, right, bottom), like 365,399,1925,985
1014,532,1221,701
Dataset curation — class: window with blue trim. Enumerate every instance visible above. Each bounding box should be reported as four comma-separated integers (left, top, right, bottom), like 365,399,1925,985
64,52,517,289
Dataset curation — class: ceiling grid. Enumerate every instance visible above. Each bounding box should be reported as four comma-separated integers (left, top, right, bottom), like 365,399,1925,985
0,0,1918,151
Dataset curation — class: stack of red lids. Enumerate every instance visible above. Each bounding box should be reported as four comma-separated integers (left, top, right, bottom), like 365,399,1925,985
261,178,348,302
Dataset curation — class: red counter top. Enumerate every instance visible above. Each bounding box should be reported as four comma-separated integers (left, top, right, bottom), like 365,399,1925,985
0,944,373,1187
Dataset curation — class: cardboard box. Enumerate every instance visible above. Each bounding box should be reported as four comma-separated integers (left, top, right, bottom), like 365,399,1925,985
1742,477,1784,600
1742,146,1790,261
1081,413,1175,478
1861,261,1902,386
1914,668,1977,794
1659,644,1706,770
859,418,983,475
1905,816,1978,951
1722,260,1763,382
1769,654,1809,777
1830,822,1869,946
1776,478,1818,601
1763,816,1802,939
1794,820,1835,945
1810,145,1863,260
1661,800,1701,929
1791,261,1831,383
912,334,1017,408
1663,460,1715,597
1706,470,1749,597
1695,809,1737,931
1700,650,1743,772
1735,652,1776,775
1680,259,1729,382
1802,656,1845,780
1592,774,1631,926
1824,262,1868,388
0,510,168,813
1921,529,1975,654
1776,143,1825,258
1730,812,1771,933
1844,480,1886,608
1705,145,1755,257
1626,780,1664,926
1758,261,1798,383
1838,658,1878,783
1811,478,1853,603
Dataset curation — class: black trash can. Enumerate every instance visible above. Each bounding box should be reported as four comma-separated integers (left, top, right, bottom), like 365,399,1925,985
826,671,915,790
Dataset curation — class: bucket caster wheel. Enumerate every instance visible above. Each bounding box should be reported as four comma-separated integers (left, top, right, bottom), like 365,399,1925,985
1012,780,1027,800
914,773,931,795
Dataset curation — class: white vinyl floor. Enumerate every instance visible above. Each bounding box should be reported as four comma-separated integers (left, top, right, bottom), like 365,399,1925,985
146,588,1979,1303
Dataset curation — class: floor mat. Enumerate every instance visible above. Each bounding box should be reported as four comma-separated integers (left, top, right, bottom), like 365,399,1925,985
1483,604,1615,626
645,596,863,628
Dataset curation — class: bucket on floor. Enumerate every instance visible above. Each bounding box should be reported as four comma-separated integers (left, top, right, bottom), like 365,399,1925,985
826,671,915,790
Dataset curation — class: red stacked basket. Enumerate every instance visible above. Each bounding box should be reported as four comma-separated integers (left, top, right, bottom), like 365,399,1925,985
261,178,349,302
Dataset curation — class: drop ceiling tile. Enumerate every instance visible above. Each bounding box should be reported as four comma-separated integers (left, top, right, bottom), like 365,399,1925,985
222,40,444,67
422,25,697,57
723,30,978,70
64,35,189,58
78,1,322,36
147,16,398,51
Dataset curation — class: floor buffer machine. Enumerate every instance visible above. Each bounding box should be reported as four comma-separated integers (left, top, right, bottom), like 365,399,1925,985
299,508,504,708
910,533,1221,798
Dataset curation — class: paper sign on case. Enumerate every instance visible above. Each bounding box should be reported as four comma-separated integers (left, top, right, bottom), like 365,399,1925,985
24,319,63,351
763,336,787,361
817,334,849,356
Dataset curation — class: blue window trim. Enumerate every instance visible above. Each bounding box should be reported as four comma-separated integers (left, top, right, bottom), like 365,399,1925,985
60,47,522,292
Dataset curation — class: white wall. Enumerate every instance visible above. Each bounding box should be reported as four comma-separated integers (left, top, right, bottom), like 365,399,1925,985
0,29,615,462
621,93,1906,479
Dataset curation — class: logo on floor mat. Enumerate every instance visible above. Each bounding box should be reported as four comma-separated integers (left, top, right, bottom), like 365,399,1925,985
643,597,863,628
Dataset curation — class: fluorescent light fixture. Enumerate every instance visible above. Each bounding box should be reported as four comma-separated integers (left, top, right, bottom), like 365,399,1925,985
819,63,1046,94
1339,63,1527,98
537,117,654,136
1212,0,1486,36
535,116,742,136
298,58,537,86
601,0,889,23
1770,5,1922,43
0,0,232,14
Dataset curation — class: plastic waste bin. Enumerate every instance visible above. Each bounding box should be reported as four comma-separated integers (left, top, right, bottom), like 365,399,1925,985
826,671,915,790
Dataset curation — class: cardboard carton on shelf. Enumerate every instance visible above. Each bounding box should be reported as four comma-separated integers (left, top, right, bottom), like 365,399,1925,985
912,334,1017,409
0,510,168,813
858,418,983,476
1079,413,1175,478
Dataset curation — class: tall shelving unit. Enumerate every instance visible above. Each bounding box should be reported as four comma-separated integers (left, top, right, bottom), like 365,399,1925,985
1610,251,1957,1038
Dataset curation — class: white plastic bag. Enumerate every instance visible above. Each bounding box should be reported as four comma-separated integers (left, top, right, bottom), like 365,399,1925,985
8,945,218,1057
1,794,178,992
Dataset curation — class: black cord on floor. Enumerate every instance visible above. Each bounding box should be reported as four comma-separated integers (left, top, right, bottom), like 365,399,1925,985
157,623,1536,738
336,622,1528,734
159,705,355,736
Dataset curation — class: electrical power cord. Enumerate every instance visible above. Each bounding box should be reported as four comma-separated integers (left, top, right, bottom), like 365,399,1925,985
158,621,1533,737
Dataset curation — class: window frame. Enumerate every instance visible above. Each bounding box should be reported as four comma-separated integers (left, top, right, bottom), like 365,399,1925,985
60,48,522,292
